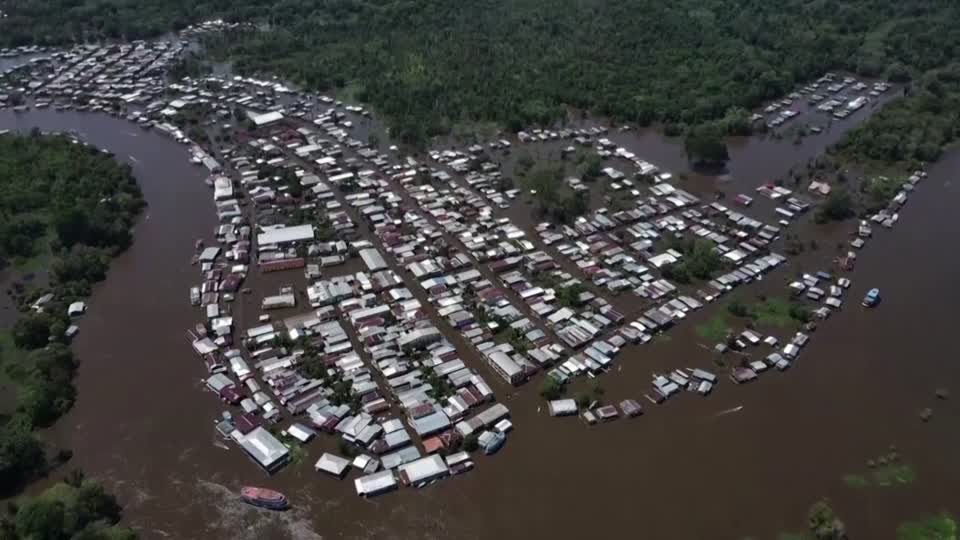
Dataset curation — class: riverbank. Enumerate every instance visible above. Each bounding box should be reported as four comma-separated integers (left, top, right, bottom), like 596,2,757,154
0,130,145,503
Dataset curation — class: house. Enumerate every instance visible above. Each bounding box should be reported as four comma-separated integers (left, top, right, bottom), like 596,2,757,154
399,455,449,486
547,399,577,416
359,248,388,272
354,470,397,497
235,426,290,473
486,351,523,385
398,327,442,351
67,301,87,317
257,224,315,247
249,110,284,127
315,453,351,477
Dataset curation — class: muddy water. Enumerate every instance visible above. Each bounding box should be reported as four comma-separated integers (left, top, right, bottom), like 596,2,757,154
1,107,958,540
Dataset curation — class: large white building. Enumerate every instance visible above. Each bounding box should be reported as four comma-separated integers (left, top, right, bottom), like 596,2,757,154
257,224,315,247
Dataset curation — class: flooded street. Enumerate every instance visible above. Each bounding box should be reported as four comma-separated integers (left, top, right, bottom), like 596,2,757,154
1,107,958,540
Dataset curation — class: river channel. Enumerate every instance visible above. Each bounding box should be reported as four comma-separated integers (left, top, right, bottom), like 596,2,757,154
1,106,958,540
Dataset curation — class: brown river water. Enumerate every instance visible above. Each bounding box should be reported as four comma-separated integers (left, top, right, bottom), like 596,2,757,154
1,106,958,540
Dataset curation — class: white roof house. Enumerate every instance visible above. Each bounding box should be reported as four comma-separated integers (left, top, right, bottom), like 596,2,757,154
398,455,449,485
67,301,87,317
213,176,234,201
257,224,315,246
287,423,316,443
547,399,578,416
236,426,289,473
354,470,397,497
315,453,351,477
250,110,284,127
359,248,388,272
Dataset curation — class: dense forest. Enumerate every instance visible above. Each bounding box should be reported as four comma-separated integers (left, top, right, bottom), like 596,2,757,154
2,0,959,151
0,473,136,540
829,10,960,170
0,131,144,268
0,132,144,494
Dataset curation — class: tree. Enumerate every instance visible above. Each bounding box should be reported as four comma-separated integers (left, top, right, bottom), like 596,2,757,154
789,304,812,323
283,169,303,198
540,377,564,400
579,153,603,182
53,208,91,250
684,125,729,166
64,469,86,488
896,514,958,540
49,320,67,343
17,345,77,427
727,300,751,318
14,498,65,540
575,391,591,410
662,263,691,284
808,499,846,540
74,481,123,526
817,189,854,222
12,311,54,349
463,434,479,452
7,479,133,540
557,283,585,308
590,382,605,402
515,153,535,178
0,422,46,492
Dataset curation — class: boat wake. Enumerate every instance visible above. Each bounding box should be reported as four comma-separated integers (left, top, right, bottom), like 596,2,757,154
714,405,744,417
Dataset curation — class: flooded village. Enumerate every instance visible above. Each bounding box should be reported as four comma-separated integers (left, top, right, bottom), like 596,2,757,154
1,22,958,540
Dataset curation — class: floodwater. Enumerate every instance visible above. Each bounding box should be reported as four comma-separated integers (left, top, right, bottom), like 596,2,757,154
1,106,959,540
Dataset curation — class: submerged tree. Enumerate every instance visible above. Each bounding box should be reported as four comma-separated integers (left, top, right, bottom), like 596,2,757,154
808,499,847,540
816,189,855,222
684,125,729,167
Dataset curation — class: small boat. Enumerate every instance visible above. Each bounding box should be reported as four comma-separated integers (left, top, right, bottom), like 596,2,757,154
189,286,201,306
240,486,288,511
862,288,880,307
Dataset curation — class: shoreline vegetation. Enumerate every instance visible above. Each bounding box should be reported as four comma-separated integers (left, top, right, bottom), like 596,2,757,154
0,131,144,502
755,501,958,540
0,471,136,540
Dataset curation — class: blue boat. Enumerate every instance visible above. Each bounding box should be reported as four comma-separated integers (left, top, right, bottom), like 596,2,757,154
862,288,880,307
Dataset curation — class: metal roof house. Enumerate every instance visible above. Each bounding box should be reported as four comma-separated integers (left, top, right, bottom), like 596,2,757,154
354,470,397,497
235,426,290,473
315,453,351,477
548,399,578,416
398,327,442,351
485,350,523,384
257,224,316,246
398,455,449,486
359,248,388,272
249,110,284,127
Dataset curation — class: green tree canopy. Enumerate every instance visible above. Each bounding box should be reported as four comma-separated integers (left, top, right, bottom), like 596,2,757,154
684,125,729,166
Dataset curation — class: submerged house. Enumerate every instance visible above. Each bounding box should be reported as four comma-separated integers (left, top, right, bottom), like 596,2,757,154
235,426,290,473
